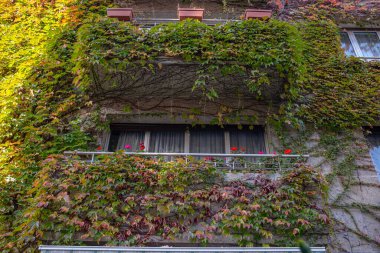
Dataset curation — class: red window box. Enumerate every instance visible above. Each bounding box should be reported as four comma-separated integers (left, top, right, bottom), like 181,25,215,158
244,9,272,20
107,8,133,21
178,8,204,21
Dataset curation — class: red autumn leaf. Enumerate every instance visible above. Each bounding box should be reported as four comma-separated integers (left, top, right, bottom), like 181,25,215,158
297,218,310,225
37,201,48,208
60,206,69,213
319,214,329,223
249,203,261,210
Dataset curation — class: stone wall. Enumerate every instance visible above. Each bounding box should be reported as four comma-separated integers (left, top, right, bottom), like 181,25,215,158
286,128,380,253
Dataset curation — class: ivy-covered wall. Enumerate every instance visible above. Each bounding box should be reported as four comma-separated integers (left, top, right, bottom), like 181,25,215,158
16,155,329,249
0,0,379,252
72,18,379,129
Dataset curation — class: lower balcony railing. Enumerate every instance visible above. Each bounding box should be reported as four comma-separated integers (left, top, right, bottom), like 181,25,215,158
64,151,309,171
39,246,326,253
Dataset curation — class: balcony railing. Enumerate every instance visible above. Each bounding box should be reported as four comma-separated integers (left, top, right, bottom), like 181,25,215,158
63,151,309,171
39,246,326,253
131,10,241,27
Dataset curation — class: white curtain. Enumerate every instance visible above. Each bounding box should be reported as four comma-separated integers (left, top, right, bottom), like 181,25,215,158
229,129,266,154
190,129,225,153
149,130,185,152
116,131,145,151
354,32,380,57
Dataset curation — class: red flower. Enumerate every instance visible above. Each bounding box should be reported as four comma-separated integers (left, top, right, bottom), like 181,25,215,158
258,151,264,154
139,143,145,151
96,146,102,151
230,147,238,151
284,149,292,155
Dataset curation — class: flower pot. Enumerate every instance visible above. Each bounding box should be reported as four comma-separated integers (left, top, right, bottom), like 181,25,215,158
244,9,272,20
107,8,133,21
178,8,204,21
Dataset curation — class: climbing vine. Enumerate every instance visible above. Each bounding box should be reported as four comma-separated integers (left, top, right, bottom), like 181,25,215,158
73,18,304,111
0,0,379,252
5,154,328,251
71,17,379,129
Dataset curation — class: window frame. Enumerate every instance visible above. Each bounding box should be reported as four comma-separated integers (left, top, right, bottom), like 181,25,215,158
342,30,380,60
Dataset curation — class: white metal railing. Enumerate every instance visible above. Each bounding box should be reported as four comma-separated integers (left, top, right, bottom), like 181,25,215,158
63,151,309,171
136,18,240,28
39,246,326,253
358,57,380,62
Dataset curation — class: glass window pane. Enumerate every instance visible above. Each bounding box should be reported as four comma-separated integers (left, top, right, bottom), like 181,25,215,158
149,130,185,152
340,32,356,57
354,32,380,57
367,127,380,148
115,131,145,151
108,131,120,152
190,128,225,153
229,128,266,154
370,147,380,180
366,127,380,180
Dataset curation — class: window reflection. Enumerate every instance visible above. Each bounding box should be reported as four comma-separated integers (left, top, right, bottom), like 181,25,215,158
371,147,380,180
366,127,380,180
340,32,356,56
354,32,380,58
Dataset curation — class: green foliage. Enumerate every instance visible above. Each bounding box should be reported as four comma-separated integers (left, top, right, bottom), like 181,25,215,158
73,18,304,101
0,0,378,251
73,18,380,129
4,154,328,250
298,240,313,253
0,1,113,251
293,21,380,129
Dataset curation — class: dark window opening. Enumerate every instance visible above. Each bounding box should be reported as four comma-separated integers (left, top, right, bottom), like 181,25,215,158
107,124,266,154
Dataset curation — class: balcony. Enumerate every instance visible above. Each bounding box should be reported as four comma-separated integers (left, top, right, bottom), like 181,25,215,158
112,10,242,28
33,150,327,249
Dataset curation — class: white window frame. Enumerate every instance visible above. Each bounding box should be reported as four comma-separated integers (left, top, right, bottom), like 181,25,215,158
343,30,380,61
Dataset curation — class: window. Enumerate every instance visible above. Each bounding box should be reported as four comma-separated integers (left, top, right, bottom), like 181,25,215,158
229,128,266,154
107,124,266,154
108,130,145,152
189,128,225,153
365,127,380,180
340,32,356,56
149,130,185,153
354,32,380,58
340,31,380,60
